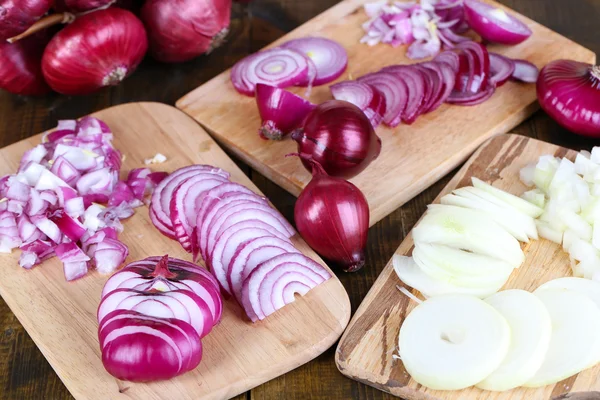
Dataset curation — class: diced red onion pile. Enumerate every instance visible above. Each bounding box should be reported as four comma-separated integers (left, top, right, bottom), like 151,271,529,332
0,117,166,281
361,0,532,59
331,42,538,123
98,255,222,381
230,37,348,97
149,165,331,321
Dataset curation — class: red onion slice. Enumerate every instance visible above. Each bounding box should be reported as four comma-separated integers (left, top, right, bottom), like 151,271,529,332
380,66,426,124
330,81,386,128
170,175,228,252
231,48,310,96
447,83,496,106
280,37,348,86
433,50,460,73
511,59,539,83
210,222,292,295
417,62,446,113
358,72,408,127
489,52,516,87
455,41,490,94
241,253,330,321
464,0,532,45
228,237,299,304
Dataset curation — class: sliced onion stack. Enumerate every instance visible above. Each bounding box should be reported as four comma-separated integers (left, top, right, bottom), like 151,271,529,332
149,165,331,322
0,117,167,281
98,255,222,381
231,37,349,96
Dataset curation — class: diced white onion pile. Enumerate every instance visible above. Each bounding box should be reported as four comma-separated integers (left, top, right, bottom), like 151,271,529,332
520,148,600,279
394,177,542,298
398,277,600,391
0,117,166,281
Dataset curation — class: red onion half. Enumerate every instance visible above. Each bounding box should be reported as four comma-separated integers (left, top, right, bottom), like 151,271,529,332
294,157,369,272
0,0,53,41
141,0,231,63
0,33,51,96
292,100,382,179
463,0,532,45
537,59,600,138
41,8,148,95
255,83,315,140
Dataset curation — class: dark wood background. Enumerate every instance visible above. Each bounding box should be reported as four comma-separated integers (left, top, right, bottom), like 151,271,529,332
1,0,599,399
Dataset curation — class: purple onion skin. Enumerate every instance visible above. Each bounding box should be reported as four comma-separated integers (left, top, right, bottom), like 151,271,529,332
0,0,53,41
255,83,315,140
537,59,600,138
463,0,532,45
294,158,369,272
292,100,382,179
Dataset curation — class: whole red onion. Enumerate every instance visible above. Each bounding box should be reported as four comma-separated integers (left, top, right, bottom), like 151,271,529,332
0,0,53,41
292,100,382,179
140,0,232,63
60,0,113,12
0,32,51,96
294,156,369,272
41,8,148,95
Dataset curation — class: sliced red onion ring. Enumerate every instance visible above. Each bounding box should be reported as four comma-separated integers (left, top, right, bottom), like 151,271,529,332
447,83,496,106
489,52,516,87
241,253,330,321
228,236,299,304
511,59,539,83
455,41,490,94
381,65,426,123
358,72,408,127
280,37,348,86
433,50,460,73
231,48,310,97
464,0,532,45
330,81,386,128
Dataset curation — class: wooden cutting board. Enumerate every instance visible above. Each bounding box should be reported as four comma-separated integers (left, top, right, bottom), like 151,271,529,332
176,0,595,227
334,133,599,400
0,102,351,400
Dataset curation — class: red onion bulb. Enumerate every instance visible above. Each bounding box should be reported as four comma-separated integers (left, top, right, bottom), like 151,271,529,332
0,32,51,96
292,100,382,179
41,8,148,95
294,157,369,272
0,0,53,41
537,59,600,138
141,0,232,63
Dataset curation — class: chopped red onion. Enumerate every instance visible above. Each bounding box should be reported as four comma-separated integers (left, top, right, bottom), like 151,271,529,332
55,242,90,281
93,238,129,275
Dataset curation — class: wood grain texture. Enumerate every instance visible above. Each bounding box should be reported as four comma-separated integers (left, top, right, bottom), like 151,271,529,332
176,0,595,227
335,134,598,400
0,103,351,400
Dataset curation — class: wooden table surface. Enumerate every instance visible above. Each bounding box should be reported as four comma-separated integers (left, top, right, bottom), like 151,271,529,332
1,1,599,399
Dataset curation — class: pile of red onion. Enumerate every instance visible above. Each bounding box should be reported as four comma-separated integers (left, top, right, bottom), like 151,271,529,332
360,0,533,59
0,0,232,96
0,116,166,281
98,255,222,381
149,164,331,321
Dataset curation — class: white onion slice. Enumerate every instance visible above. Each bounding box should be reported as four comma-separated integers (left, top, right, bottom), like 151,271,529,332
398,294,510,390
471,177,543,217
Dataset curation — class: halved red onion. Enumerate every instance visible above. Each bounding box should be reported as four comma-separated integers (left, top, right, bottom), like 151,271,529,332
150,165,229,238
228,237,299,304
280,37,348,86
241,253,330,321
169,175,227,252
255,83,316,140
358,72,408,127
204,203,295,263
464,0,532,45
231,48,310,96
209,221,292,294
511,59,539,83
330,81,386,128
55,242,90,281
489,52,516,87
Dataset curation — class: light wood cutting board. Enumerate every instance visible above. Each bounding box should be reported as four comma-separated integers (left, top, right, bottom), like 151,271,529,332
176,0,595,227
0,102,351,400
334,134,600,400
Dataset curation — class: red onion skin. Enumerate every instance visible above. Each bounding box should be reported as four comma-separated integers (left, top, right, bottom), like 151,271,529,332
292,100,382,179
0,32,51,96
141,0,231,63
537,60,600,138
294,158,369,272
0,0,53,41
41,8,148,95
255,83,315,140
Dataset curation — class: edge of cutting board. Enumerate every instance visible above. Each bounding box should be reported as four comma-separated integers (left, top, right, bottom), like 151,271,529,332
334,133,600,400
0,102,351,400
